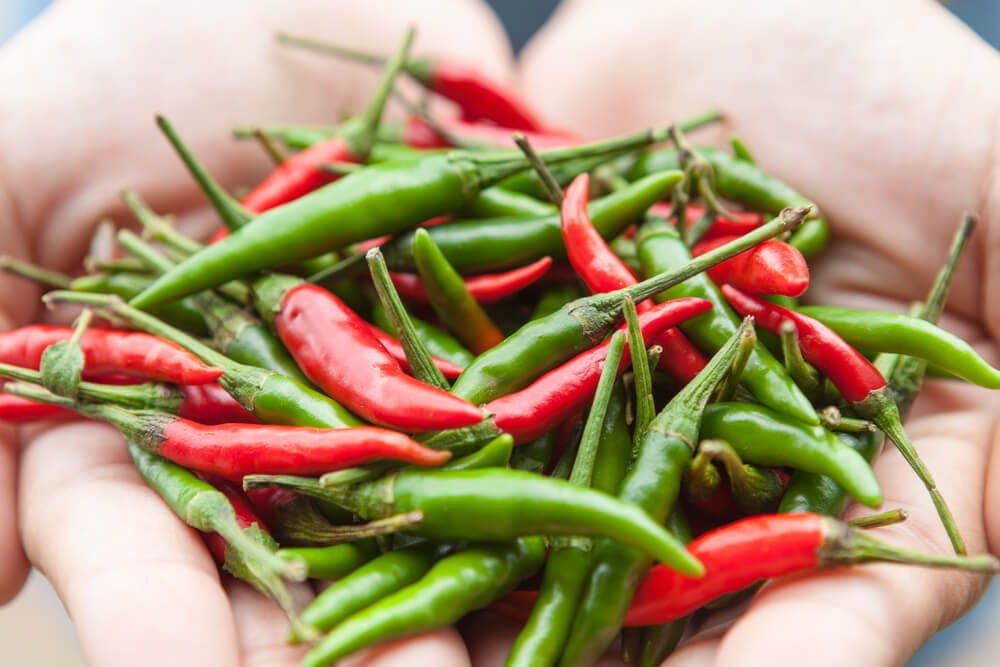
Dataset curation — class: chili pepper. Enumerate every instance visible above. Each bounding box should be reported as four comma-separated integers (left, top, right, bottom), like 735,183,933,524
0,325,222,385
372,301,474,368
302,538,546,667
623,297,655,449
638,619,686,667
557,319,751,667
389,256,553,305
630,146,829,258
11,381,450,479
484,298,711,444
532,284,584,321
510,430,558,474
245,467,702,573
240,30,413,214
365,324,465,379
624,513,999,627
446,208,807,416
589,380,631,495
691,235,809,297
793,306,1000,389
131,128,673,308
690,439,786,514
278,33,550,131
699,401,881,508
255,275,483,432
274,502,423,547
70,271,209,336
722,285,964,553
277,540,379,581
506,330,626,667
412,228,505,354
463,185,558,219
380,171,681,274
440,433,514,471
48,290,366,429
0,392,75,422
779,319,822,400
636,214,818,425
293,542,445,644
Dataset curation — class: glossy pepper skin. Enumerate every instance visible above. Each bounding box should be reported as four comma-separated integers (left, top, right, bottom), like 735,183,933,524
636,216,818,425
691,235,809,297
630,146,829,258
302,538,546,667
271,282,483,432
389,256,553,305
372,302,474,368
0,393,75,422
381,171,682,274
278,540,379,581
0,325,222,385
364,323,465,379
699,402,882,508
485,298,711,444
132,130,670,308
557,320,749,667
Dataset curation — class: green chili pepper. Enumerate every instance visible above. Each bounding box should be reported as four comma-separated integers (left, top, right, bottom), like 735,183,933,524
131,129,675,308
510,430,558,473
245,468,701,574
372,301,474,368
589,381,631,495
381,171,681,273
699,402,882,508
463,186,557,218
412,228,505,354
630,146,829,258
531,285,585,322
636,215,818,425
293,542,444,643
558,319,751,667
71,272,208,336
440,434,514,471
796,306,1000,389
449,208,808,408
302,538,545,667
277,539,379,580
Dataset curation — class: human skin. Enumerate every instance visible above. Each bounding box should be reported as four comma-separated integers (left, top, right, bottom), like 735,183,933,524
2,1,1000,666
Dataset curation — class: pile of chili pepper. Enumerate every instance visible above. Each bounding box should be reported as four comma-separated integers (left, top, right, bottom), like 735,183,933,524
3,27,1000,667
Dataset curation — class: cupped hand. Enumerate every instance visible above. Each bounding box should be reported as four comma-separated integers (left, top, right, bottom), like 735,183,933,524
0,1,512,665
457,1,1000,665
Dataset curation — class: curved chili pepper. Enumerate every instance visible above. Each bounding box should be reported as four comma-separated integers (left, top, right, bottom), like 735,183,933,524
302,538,546,667
12,381,448,478
484,297,711,444
389,256,553,306
723,285,965,553
449,207,808,409
462,185,557,219
265,279,483,432
381,171,681,274
636,215,818,424
631,146,829,258
0,392,75,422
691,235,809,297
240,30,413,213
131,129,671,308
246,468,701,574
364,323,464,379
0,325,222,385
557,319,751,666
176,384,258,425
624,513,998,626
794,306,1000,389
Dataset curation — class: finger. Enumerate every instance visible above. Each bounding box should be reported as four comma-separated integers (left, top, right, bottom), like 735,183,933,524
705,404,996,667
0,0,513,273
18,421,241,666
339,628,470,667
225,577,310,666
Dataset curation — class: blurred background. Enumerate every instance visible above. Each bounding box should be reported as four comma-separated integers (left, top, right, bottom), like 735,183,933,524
1,1,998,664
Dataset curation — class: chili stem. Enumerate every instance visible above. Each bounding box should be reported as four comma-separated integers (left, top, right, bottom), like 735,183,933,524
253,127,289,164
279,508,424,546
780,319,822,399
0,255,72,289
715,318,756,402
513,133,564,205
623,297,654,448
677,109,724,134
848,509,908,530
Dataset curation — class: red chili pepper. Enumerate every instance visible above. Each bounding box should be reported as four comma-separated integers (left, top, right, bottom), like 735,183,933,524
201,475,271,562
239,137,353,213
178,384,260,425
721,284,967,554
389,257,553,306
402,116,576,150
0,392,76,422
485,298,712,444
364,323,463,379
644,202,763,240
0,325,222,385
561,174,709,383
244,487,300,528
274,284,482,432
207,226,230,244
693,236,809,297
127,412,450,479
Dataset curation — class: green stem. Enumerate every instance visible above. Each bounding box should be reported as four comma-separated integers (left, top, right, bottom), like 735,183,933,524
513,133,564,206
623,297,653,449
366,247,449,390
848,509,908,530
677,109,724,134
0,255,72,288
780,319,822,398
276,32,386,66
715,318,756,401
253,128,288,164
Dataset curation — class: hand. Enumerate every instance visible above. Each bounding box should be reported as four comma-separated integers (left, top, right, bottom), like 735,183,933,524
458,1,1000,665
0,1,512,665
